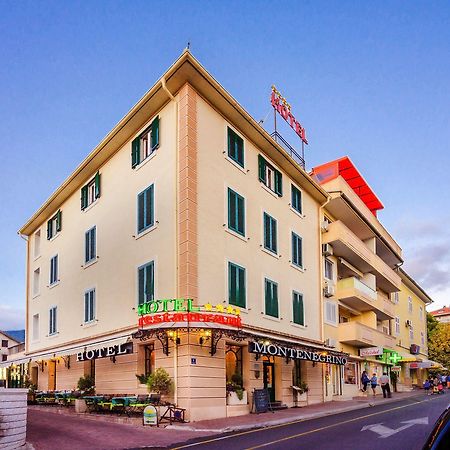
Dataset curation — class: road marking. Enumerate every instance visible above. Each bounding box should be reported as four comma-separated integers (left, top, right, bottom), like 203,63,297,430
170,397,438,450
361,417,429,438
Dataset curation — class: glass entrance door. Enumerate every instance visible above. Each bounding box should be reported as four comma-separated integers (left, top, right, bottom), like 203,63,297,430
263,359,275,403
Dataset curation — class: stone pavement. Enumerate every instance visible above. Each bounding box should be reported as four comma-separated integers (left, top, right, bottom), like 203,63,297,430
26,391,423,449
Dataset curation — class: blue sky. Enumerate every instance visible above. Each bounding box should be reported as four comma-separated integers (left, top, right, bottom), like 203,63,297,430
1,1,449,329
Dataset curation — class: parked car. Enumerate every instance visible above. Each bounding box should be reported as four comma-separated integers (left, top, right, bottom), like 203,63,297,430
422,404,450,449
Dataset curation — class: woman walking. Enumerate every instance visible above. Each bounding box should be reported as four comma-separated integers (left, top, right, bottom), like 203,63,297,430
370,373,378,397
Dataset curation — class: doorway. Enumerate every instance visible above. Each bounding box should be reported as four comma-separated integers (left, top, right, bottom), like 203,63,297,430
263,357,275,403
48,360,56,391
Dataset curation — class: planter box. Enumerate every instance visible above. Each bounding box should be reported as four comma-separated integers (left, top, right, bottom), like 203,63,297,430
74,399,88,413
227,390,247,406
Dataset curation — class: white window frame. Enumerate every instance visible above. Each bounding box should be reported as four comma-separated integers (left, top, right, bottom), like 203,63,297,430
395,317,400,335
85,226,97,264
32,313,40,342
84,288,96,324
49,254,59,286
324,301,337,326
49,306,57,336
409,325,414,340
34,229,41,259
408,296,413,314
33,268,40,297
324,258,334,281
87,179,96,206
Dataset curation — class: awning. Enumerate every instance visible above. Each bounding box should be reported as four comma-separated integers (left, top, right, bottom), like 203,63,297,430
0,355,32,368
27,333,132,362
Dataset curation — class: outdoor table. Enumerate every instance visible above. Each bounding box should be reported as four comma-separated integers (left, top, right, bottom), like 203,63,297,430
111,396,137,407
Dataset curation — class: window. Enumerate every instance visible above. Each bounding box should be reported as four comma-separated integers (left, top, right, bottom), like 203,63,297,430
291,185,302,214
292,360,302,386
85,227,97,264
84,289,96,323
408,296,413,314
291,232,303,268
46,210,62,240
34,230,41,257
1,340,8,348
137,185,155,234
227,127,244,168
395,317,400,335
421,331,425,346
226,345,243,384
33,268,40,296
325,301,337,324
2,355,6,362
264,278,278,318
81,172,101,210
227,188,245,236
49,306,57,335
419,306,423,320
132,116,160,168
292,291,305,326
32,314,39,341
263,213,277,254
138,261,154,305
409,325,414,340
258,155,282,196
49,255,58,285
144,343,155,378
344,362,357,384
228,262,246,308
324,259,333,280
392,292,399,304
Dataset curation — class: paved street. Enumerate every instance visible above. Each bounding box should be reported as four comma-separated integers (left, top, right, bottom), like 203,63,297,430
170,394,449,450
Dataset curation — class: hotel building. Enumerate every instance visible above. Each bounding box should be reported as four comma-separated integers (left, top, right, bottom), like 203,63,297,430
10,51,351,421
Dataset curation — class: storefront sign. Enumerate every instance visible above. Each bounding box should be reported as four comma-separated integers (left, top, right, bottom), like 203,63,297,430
271,86,308,144
359,347,383,357
248,342,347,365
143,405,158,426
391,366,401,372
76,342,133,362
138,298,242,328
410,361,432,369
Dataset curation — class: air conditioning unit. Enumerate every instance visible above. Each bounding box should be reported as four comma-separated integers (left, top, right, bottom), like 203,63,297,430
405,320,412,328
325,338,337,348
322,243,333,256
323,285,335,298
321,221,329,232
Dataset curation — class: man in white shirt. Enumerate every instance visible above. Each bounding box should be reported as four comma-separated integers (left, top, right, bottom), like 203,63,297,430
380,372,392,398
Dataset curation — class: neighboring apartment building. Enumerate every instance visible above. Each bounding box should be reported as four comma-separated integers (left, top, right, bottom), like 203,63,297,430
311,157,404,399
0,331,20,387
429,306,450,324
11,51,351,421
393,269,433,389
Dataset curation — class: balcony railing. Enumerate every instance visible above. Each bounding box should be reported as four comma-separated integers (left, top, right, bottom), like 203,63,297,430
270,131,305,169
338,321,396,349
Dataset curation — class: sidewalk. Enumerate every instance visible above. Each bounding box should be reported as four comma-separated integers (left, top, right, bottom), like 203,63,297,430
26,391,424,449
167,391,422,433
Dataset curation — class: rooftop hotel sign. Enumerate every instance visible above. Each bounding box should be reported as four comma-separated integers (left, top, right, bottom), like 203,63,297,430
249,341,347,365
271,86,308,144
137,298,242,328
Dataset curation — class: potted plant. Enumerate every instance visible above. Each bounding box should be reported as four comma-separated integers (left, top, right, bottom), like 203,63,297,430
147,368,173,399
136,373,149,385
24,376,37,404
74,375,95,413
226,373,247,405
297,381,309,402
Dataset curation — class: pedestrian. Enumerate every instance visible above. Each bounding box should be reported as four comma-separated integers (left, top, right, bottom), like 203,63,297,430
446,374,450,389
379,372,392,398
438,382,444,394
424,379,431,395
361,370,370,392
370,373,378,397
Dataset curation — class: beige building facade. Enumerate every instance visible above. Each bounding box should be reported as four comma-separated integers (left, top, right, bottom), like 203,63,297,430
9,51,351,421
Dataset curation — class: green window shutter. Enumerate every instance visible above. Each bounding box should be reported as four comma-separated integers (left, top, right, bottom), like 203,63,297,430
264,213,270,250
131,136,140,168
81,186,88,210
138,266,145,305
228,188,244,236
227,128,234,160
238,265,246,308
236,134,244,167
293,292,304,326
47,220,52,240
145,262,154,302
151,116,160,149
265,279,278,318
55,210,62,232
265,279,271,316
292,232,302,267
228,128,244,168
147,185,154,228
274,170,283,196
138,191,145,233
237,194,245,235
228,188,236,231
94,172,101,199
272,217,277,253
258,155,266,183
272,282,279,318
291,185,302,213
85,230,89,263
229,262,246,308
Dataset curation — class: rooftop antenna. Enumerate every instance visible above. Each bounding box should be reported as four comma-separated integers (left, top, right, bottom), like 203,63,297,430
187,41,191,50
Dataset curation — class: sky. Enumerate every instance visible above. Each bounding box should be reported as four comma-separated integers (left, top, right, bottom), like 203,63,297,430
0,1,449,329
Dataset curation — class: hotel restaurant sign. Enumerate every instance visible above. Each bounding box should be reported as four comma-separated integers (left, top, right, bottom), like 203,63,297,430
249,342,347,365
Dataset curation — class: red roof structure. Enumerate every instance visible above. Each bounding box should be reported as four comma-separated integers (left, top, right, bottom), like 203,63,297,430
311,156,384,216
430,306,450,317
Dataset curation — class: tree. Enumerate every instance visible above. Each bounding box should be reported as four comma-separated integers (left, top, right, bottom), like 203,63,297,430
427,313,439,338
428,322,450,371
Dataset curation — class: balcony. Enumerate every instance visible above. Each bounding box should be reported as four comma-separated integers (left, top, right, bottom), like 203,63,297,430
338,321,396,349
336,277,394,320
323,221,401,292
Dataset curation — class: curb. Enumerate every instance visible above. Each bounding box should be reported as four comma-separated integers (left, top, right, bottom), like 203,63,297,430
167,393,423,434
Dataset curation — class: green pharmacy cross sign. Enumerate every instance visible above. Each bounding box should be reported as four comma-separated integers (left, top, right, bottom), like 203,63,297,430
377,350,402,365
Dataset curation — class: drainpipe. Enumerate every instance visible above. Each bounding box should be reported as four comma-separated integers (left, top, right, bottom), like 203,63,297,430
161,75,178,405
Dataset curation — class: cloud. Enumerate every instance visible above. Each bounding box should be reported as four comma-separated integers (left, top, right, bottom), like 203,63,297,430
0,304,25,330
